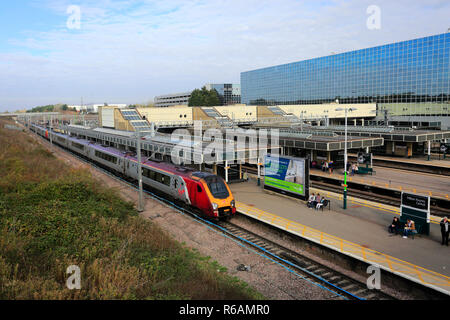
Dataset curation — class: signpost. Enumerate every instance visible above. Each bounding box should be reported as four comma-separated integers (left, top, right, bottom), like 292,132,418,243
440,142,449,159
357,152,372,166
263,154,309,200
400,192,430,235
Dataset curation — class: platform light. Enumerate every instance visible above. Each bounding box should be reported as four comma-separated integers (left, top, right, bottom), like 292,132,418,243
335,106,357,210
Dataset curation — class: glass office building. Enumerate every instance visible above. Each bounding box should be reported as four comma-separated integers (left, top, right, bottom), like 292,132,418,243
205,83,241,105
241,33,449,107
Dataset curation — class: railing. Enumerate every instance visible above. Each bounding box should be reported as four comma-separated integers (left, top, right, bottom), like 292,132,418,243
236,201,450,294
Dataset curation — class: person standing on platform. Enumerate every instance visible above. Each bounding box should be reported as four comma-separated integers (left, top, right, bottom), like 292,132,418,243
324,161,329,173
328,160,333,174
440,217,449,246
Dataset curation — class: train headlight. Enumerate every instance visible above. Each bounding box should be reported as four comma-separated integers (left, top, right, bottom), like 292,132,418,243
212,203,218,210
230,200,235,208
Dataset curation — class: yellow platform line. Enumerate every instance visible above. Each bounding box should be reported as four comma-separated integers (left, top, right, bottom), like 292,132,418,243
236,201,450,295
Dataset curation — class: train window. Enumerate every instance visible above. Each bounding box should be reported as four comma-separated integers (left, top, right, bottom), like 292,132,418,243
94,150,117,164
197,185,202,193
204,176,229,199
72,142,84,150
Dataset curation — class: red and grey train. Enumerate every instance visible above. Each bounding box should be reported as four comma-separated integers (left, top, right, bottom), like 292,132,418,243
31,124,236,220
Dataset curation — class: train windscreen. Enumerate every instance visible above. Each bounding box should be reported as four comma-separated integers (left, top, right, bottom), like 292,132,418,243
204,175,229,199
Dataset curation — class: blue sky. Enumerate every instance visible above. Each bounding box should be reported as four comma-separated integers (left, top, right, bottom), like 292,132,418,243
0,0,449,111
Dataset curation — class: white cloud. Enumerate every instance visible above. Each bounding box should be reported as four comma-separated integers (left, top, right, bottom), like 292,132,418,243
1,0,449,111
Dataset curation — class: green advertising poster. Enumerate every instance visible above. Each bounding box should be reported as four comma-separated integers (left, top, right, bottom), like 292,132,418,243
264,155,305,196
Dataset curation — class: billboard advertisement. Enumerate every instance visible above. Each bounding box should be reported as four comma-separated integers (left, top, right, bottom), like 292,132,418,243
264,155,308,199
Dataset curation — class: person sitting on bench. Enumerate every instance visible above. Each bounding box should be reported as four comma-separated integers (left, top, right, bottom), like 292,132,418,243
403,219,416,238
307,193,316,208
388,217,401,235
316,197,326,210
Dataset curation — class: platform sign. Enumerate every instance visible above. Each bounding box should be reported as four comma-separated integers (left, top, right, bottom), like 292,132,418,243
400,192,430,235
357,152,372,165
263,155,309,200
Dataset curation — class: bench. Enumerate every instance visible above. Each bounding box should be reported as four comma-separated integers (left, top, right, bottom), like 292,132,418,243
319,199,330,211
307,199,330,211
356,167,375,175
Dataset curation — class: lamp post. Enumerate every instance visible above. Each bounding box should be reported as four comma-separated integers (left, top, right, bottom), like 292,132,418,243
335,104,357,210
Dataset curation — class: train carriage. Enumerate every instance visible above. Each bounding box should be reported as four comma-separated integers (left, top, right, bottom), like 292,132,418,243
29,124,236,220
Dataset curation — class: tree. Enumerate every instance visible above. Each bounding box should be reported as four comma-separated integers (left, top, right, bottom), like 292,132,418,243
188,86,221,106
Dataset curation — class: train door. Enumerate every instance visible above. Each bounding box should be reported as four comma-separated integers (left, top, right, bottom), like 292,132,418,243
189,182,210,215
172,177,189,203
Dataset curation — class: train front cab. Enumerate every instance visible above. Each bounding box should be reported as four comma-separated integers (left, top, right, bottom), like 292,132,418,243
189,172,236,220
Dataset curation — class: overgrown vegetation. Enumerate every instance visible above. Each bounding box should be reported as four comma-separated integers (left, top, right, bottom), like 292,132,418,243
0,119,263,300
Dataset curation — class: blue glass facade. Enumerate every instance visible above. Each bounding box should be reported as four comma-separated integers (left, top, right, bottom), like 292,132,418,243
241,33,450,106
205,83,241,105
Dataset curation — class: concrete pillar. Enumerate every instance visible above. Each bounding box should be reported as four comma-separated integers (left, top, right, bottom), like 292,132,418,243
239,162,242,180
225,160,229,182
427,140,431,161
257,157,261,186
354,119,357,126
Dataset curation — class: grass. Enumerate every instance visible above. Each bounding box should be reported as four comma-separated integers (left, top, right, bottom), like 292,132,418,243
0,119,264,300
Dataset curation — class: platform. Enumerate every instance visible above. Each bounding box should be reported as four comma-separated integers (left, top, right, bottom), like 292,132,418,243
231,179,450,296
311,167,450,200
349,153,450,169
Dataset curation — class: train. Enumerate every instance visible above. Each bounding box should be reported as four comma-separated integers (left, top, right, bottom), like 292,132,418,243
30,124,236,220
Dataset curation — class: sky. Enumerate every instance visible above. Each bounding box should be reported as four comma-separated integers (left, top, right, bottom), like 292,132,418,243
0,0,449,112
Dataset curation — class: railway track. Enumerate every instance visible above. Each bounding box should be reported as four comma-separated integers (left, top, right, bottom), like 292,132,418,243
220,221,394,300
28,127,396,300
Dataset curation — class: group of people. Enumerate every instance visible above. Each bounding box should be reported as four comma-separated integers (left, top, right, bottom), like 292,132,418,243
388,216,450,245
388,217,416,238
346,162,359,176
320,161,333,174
307,193,327,210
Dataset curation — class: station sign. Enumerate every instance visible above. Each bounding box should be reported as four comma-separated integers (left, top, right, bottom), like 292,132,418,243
400,192,430,235
263,154,309,200
401,193,429,211
357,152,372,165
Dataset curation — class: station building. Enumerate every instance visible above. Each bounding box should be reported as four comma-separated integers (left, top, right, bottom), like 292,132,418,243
154,84,241,108
241,32,450,129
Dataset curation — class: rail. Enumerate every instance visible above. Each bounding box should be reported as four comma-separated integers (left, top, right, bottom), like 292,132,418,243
236,201,450,295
